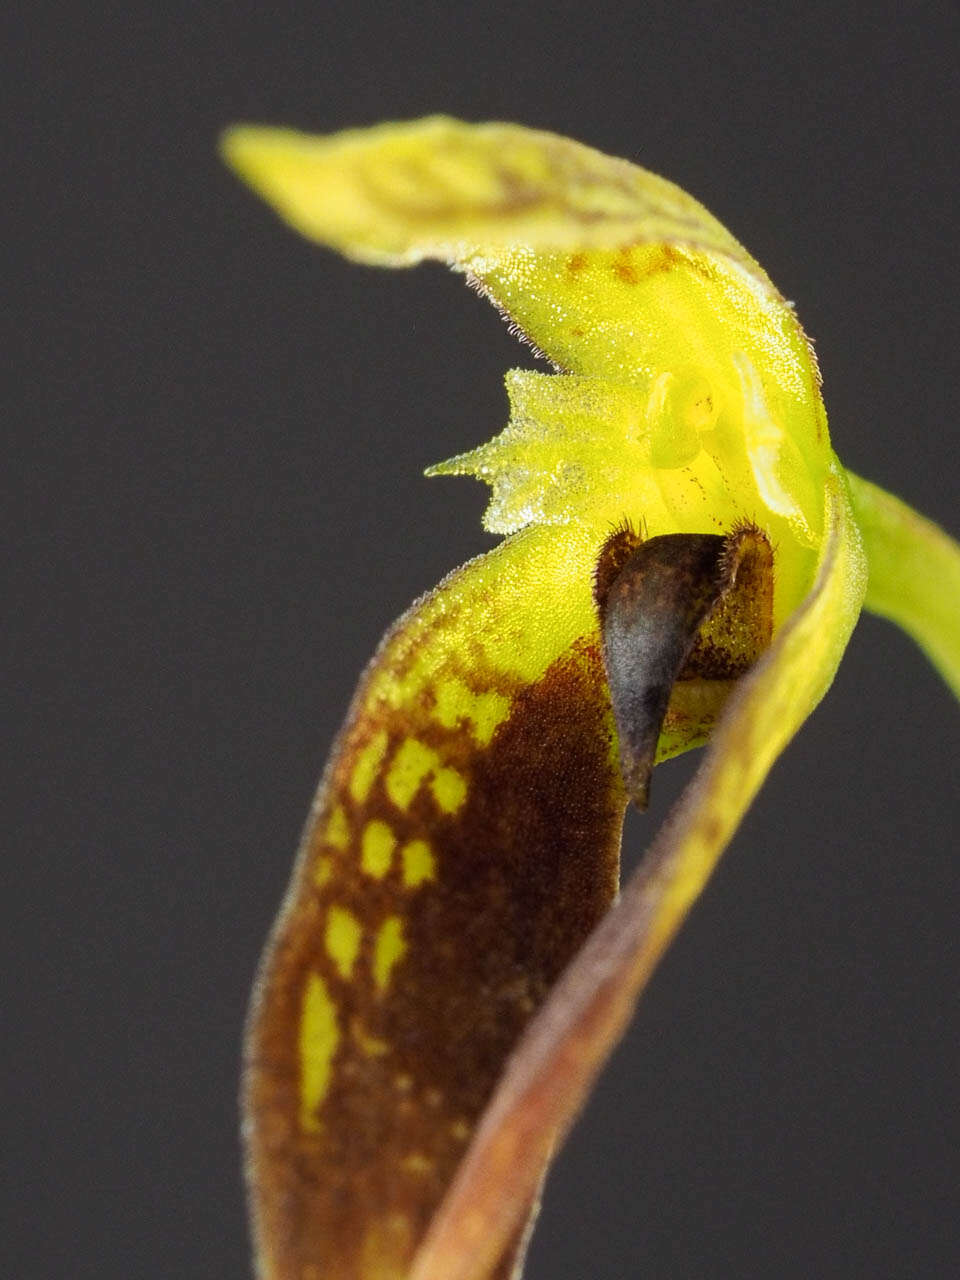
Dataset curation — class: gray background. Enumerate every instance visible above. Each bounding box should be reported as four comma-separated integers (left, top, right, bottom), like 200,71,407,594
10,2,960,1277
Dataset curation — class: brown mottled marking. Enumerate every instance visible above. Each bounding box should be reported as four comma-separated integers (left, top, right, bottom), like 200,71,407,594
246,510,770,1279
244,619,624,1279
606,242,714,288
683,523,774,681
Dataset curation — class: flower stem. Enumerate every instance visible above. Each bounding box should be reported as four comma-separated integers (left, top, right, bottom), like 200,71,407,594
848,471,960,700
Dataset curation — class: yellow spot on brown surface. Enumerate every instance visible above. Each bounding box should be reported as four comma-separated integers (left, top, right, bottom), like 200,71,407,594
324,904,362,980
349,729,389,803
384,737,439,810
361,819,397,878
361,1213,413,1279
350,1018,390,1056
312,855,333,889
298,973,339,1132
323,804,350,851
401,1152,434,1175
244,625,625,1278
400,837,436,888
432,678,512,746
431,765,468,813
373,916,407,991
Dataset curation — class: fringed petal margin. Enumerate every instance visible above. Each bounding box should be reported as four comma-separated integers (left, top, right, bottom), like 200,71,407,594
409,467,867,1280
848,471,960,701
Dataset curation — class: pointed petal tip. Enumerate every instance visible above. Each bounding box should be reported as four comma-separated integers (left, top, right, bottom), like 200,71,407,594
424,450,484,480
423,459,456,479
219,123,277,181
220,124,307,208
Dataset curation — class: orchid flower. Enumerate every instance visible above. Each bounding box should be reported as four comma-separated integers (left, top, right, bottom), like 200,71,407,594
221,117,960,1280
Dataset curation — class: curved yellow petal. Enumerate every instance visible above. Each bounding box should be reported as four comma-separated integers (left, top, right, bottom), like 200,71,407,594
221,116,751,271
409,469,867,1280
224,117,831,627
848,471,960,700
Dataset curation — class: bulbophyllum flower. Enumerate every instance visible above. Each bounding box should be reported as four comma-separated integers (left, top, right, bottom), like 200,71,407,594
221,118,960,1280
